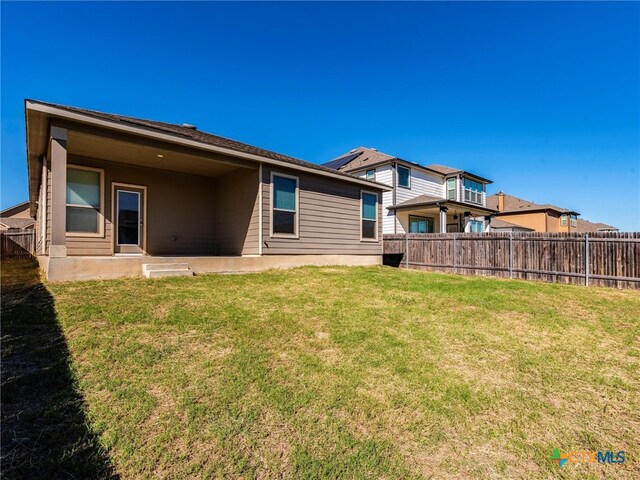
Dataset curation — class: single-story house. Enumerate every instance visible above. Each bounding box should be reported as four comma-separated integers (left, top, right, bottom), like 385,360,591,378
1,201,36,231
25,100,390,281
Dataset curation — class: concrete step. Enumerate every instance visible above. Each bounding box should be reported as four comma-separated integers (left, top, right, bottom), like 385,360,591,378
142,263,194,278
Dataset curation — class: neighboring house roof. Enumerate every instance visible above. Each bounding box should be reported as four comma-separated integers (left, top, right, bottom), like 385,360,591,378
490,218,534,231
389,194,497,213
487,192,579,215
575,219,619,233
0,201,30,218
322,147,396,171
0,217,35,229
24,101,391,213
323,147,493,183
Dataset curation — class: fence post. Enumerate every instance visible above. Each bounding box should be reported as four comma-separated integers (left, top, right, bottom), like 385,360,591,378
453,235,457,274
585,233,589,286
405,234,409,269
509,232,513,279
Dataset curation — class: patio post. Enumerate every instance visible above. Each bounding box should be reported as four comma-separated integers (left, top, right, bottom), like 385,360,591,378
49,125,68,258
439,206,448,233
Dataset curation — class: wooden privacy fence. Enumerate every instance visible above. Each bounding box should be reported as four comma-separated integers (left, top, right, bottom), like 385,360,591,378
383,232,640,289
1,231,35,259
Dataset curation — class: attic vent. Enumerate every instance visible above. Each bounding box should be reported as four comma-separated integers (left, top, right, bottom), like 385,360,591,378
370,148,377,151
182,123,197,130
349,149,357,153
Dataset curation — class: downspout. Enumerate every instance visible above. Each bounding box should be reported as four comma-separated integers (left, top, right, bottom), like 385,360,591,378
391,159,397,234
258,163,263,255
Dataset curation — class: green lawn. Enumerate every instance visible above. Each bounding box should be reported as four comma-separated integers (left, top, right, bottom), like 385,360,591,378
2,260,639,479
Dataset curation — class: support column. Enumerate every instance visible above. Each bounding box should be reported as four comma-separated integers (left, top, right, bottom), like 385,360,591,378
439,206,448,233
463,211,471,232
49,126,68,258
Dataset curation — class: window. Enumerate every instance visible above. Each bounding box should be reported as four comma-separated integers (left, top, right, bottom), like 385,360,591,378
570,215,577,227
463,178,484,204
66,166,102,234
446,178,456,201
397,165,410,188
561,214,567,226
366,169,376,181
271,173,298,236
409,215,434,234
361,191,378,240
469,220,484,233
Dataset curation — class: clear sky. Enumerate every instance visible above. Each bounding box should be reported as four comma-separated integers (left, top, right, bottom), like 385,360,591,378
2,1,639,230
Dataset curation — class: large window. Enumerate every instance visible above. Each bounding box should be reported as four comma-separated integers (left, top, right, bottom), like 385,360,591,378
361,191,378,240
446,178,457,201
409,215,434,234
66,166,103,235
469,220,484,233
463,178,484,204
366,169,376,181
271,173,298,236
397,165,410,188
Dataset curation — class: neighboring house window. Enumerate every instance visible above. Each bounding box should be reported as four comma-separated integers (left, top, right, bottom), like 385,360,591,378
463,178,483,204
66,166,103,234
361,191,378,240
446,178,456,200
469,220,484,233
366,169,376,181
272,173,298,236
561,214,567,226
570,215,577,227
409,215,434,234
397,165,410,188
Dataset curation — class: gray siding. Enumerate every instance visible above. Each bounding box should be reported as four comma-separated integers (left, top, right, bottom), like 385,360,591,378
261,165,383,255
214,167,260,255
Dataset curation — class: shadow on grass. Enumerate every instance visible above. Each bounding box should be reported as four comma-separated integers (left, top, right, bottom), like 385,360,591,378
1,258,117,479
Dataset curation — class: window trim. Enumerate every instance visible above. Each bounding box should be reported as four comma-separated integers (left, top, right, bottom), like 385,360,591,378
65,164,105,238
408,214,434,234
366,169,376,181
360,189,379,242
270,172,299,239
397,165,411,189
469,219,484,233
561,214,567,226
463,178,484,205
570,214,577,227
446,177,457,201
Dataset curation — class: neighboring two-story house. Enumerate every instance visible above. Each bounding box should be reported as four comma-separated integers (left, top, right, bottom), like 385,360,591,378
323,147,495,234
486,192,580,232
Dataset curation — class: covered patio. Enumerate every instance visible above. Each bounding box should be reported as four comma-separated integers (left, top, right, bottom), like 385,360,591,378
389,195,497,233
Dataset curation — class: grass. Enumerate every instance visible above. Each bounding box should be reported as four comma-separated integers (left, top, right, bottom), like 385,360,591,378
2,260,639,479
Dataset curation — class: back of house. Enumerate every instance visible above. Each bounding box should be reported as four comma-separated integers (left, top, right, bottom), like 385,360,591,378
24,100,390,281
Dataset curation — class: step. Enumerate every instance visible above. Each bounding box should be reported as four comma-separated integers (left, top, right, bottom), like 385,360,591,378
144,268,194,278
143,263,189,273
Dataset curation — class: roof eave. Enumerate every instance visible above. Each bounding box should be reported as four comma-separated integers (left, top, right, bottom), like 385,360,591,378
24,100,392,193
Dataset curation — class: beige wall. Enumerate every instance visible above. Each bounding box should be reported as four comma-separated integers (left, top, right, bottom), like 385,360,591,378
261,165,383,255
495,212,549,232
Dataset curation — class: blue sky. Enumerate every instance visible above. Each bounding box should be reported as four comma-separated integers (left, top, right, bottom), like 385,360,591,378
2,1,639,230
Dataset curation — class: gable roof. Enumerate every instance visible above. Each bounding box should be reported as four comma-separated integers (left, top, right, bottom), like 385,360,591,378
0,201,30,217
487,192,579,215
25,101,391,212
575,218,618,233
0,217,35,229
324,147,492,183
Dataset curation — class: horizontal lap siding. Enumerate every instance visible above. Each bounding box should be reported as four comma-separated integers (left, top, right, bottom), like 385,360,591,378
66,157,216,256
395,168,443,204
262,166,383,255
